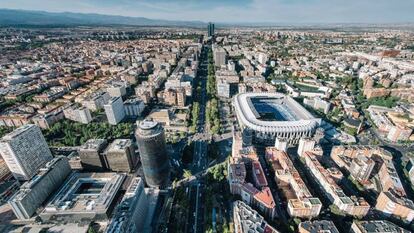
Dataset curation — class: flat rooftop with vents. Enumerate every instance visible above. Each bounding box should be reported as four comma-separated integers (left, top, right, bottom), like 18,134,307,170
40,172,125,222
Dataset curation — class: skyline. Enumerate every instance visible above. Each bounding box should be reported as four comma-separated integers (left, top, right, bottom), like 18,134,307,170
1,0,414,24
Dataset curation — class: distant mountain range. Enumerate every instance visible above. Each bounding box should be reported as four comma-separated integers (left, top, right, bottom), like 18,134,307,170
1,9,413,29
0,9,205,27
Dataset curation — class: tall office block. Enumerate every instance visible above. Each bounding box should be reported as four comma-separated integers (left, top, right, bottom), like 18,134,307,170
8,156,71,220
208,22,215,37
104,96,125,125
105,139,138,172
78,139,108,171
106,177,148,233
135,121,170,188
0,124,53,181
213,46,227,67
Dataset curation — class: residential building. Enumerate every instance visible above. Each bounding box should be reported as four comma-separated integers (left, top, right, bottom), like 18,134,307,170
298,138,316,158
350,220,410,233
298,220,339,233
63,105,93,124
266,148,322,218
124,98,145,118
104,96,125,125
305,152,370,217
375,191,414,222
233,201,279,233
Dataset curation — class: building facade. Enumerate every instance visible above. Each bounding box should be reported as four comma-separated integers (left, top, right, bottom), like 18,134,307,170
0,124,53,181
135,121,170,188
104,96,125,125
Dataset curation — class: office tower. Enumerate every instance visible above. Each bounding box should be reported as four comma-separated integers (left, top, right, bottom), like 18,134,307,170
104,96,126,125
0,124,53,181
207,22,215,37
297,138,316,157
8,156,71,220
106,177,148,233
78,139,108,171
135,121,170,188
213,46,227,67
105,139,138,172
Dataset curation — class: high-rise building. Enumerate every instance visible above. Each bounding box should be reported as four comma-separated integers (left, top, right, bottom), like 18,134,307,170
105,139,138,172
135,121,170,188
207,22,215,37
106,177,148,233
104,96,126,125
274,138,288,152
8,156,71,220
0,124,53,181
213,45,227,67
78,139,108,171
124,98,145,118
297,138,316,157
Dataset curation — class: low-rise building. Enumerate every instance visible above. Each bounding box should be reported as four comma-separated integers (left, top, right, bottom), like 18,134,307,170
298,220,339,233
233,201,279,233
305,152,370,217
40,172,126,223
350,220,410,233
375,191,414,222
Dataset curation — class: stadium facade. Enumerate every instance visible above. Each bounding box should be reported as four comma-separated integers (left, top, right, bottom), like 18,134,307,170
234,93,321,145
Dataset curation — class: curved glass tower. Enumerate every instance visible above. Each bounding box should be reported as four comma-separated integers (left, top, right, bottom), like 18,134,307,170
135,121,170,188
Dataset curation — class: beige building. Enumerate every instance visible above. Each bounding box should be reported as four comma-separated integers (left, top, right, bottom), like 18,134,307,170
375,191,414,222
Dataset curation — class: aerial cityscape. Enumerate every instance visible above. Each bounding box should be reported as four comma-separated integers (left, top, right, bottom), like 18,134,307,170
1,1,414,233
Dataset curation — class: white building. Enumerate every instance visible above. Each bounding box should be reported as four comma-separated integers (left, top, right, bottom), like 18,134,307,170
107,81,128,97
104,97,126,125
82,91,111,111
303,97,331,114
298,138,316,157
124,98,145,118
213,45,227,68
0,125,53,181
63,105,93,124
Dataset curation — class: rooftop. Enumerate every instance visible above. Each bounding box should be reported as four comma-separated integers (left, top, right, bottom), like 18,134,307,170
42,172,125,215
299,220,339,233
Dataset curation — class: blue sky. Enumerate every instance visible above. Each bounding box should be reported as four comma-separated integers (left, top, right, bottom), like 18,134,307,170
1,0,413,24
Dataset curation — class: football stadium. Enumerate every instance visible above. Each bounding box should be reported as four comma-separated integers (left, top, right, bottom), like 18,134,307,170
234,93,321,145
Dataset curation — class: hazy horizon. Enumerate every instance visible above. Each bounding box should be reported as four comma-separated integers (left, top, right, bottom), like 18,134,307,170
0,0,413,24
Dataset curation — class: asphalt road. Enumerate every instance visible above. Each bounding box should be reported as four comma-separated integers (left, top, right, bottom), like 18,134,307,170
186,45,210,233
